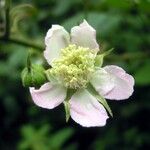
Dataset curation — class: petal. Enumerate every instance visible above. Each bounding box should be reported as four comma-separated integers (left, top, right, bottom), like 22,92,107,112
30,82,67,109
70,20,99,52
90,68,115,96
69,89,108,127
103,65,135,100
44,25,70,65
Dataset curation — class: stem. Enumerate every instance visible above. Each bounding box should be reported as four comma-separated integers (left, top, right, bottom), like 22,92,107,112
4,0,10,39
0,36,149,60
0,37,44,50
107,52,149,61
0,0,43,51
82,0,88,20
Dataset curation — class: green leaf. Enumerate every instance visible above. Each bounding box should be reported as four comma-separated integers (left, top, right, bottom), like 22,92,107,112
49,128,74,149
87,83,113,117
53,0,76,16
19,124,51,150
135,61,150,85
62,12,121,36
10,4,37,33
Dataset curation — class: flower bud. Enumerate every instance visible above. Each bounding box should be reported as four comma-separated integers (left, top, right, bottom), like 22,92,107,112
21,64,46,87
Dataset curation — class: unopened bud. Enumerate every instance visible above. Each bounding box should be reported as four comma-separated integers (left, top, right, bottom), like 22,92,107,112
21,64,46,87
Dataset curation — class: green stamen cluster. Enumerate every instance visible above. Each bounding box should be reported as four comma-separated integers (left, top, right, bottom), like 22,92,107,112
46,44,96,89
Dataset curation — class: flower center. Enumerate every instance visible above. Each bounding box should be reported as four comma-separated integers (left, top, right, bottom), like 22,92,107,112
46,44,96,89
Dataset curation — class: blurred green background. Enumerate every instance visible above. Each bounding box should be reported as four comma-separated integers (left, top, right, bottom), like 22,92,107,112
0,0,150,149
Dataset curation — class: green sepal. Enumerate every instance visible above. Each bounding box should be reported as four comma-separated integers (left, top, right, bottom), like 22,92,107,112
21,67,32,87
94,55,103,67
63,101,70,122
95,48,114,67
87,83,113,117
21,64,47,88
63,88,76,122
95,93,113,117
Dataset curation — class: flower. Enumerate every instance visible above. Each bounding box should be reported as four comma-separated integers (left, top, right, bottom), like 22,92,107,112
29,20,134,127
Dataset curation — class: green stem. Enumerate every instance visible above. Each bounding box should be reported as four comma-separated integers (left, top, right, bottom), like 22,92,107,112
0,37,44,50
0,35,149,60
82,0,88,20
1,0,43,51
4,0,10,39
107,52,149,61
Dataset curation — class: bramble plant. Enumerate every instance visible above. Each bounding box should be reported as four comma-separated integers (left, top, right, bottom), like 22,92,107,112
0,0,150,149
22,20,134,127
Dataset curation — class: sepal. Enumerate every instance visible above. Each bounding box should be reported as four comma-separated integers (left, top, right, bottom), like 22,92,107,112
87,83,113,117
63,101,70,122
95,48,114,67
21,64,46,87
63,88,76,122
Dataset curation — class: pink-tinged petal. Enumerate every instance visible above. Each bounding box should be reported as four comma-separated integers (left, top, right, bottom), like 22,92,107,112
90,68,115,96
103,65,135,100
30,82,67,109
71,20,99,52
44,25,70,65
69,89,108,127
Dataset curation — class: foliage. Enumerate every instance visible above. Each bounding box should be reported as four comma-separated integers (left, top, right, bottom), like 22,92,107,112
0,0,150,150
18,125,74,150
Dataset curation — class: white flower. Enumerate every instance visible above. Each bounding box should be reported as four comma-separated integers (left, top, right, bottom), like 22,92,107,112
29,20,134,127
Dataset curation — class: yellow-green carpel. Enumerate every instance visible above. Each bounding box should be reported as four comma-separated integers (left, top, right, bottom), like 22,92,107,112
46,44,96,89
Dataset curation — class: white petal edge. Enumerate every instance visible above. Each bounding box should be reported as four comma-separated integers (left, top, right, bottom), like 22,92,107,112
103,65,135,100
70,20,99,52
30,82,67,109
44,25,70,65
69,89,109,127
90,68,115,96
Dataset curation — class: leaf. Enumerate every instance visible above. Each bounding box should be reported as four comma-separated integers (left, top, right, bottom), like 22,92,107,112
10,4,37,33
62,12,121,36
49,128,74,149
19,124,51,150
53,0,76,16
135,61,150,85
